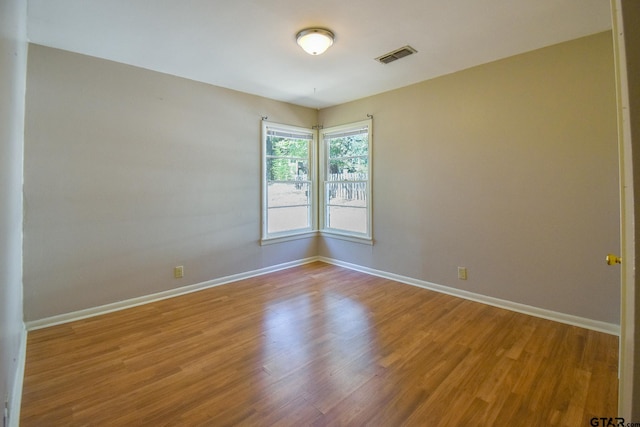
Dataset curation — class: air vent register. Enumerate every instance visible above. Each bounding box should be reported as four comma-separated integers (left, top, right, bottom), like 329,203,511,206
375,45,417,64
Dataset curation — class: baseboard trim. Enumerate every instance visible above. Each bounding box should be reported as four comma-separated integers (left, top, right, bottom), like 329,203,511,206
318,256,620,336
9,324,27,427
26,255,620,336
25,257,320,331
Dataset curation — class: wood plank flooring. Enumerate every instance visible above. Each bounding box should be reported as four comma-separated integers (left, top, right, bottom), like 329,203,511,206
21,261,619,426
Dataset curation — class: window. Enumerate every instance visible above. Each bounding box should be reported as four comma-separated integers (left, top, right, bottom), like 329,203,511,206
261,122,316,242
261,119,372,244
320,119,372,241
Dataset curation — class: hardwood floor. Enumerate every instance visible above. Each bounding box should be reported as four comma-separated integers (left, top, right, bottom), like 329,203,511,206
21,261,618,426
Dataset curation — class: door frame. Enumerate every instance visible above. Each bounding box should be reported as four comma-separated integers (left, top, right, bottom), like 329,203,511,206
611,0,637,418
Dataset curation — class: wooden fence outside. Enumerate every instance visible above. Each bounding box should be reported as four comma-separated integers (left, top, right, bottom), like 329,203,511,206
326,173,367,201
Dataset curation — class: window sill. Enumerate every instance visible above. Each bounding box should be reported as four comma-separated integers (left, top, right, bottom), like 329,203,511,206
320,231,374,245
260,231,319,246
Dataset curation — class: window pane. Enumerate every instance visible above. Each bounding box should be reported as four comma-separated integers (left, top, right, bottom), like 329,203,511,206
267,159,309,181
326,182,367,207
267,137,309,157
328,157,368,178
268,206,310,234
326,181,368,233
268,182,310,208
327,206,367,234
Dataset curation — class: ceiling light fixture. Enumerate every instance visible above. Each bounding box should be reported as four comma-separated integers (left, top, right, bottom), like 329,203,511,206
296,28,334,55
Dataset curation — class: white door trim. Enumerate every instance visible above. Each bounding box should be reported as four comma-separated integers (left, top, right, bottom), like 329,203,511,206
611,0,636,418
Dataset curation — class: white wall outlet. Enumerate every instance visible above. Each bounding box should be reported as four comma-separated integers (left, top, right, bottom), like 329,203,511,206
457,267,468,280
174,265,184,279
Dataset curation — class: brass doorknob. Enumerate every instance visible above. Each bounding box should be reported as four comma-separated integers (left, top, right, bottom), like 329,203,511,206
606,254,622,265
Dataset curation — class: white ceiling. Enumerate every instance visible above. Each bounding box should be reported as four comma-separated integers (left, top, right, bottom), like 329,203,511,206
26,0,612,109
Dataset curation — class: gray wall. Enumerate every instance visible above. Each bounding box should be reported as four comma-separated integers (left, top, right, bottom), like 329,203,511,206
24,45,317,321
0,0,27,420
23,32,620,328
318,32,620,324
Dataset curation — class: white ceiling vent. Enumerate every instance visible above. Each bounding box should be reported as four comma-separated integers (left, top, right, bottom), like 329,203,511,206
375,45,417,64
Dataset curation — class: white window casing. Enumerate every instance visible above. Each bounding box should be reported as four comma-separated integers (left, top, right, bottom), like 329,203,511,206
261,118,372,245
319,119,373,243
261,121,317,244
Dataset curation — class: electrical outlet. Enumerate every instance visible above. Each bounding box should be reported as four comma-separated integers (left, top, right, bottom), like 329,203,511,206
457,267,468,280
174,265,184,279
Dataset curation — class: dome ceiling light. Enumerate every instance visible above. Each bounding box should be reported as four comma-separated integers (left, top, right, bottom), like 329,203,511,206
296,28,334,55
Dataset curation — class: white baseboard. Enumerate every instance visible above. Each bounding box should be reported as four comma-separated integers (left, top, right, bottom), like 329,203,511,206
9,324,27,427
25,255,620,336
318,256,620,336
25,257,320,331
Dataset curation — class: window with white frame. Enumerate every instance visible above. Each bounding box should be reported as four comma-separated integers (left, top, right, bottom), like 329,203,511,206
320,119,372,241
261,122,316,241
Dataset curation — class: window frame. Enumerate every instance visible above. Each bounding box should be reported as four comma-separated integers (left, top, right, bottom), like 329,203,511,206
319,119,373,244
261,121,317,245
